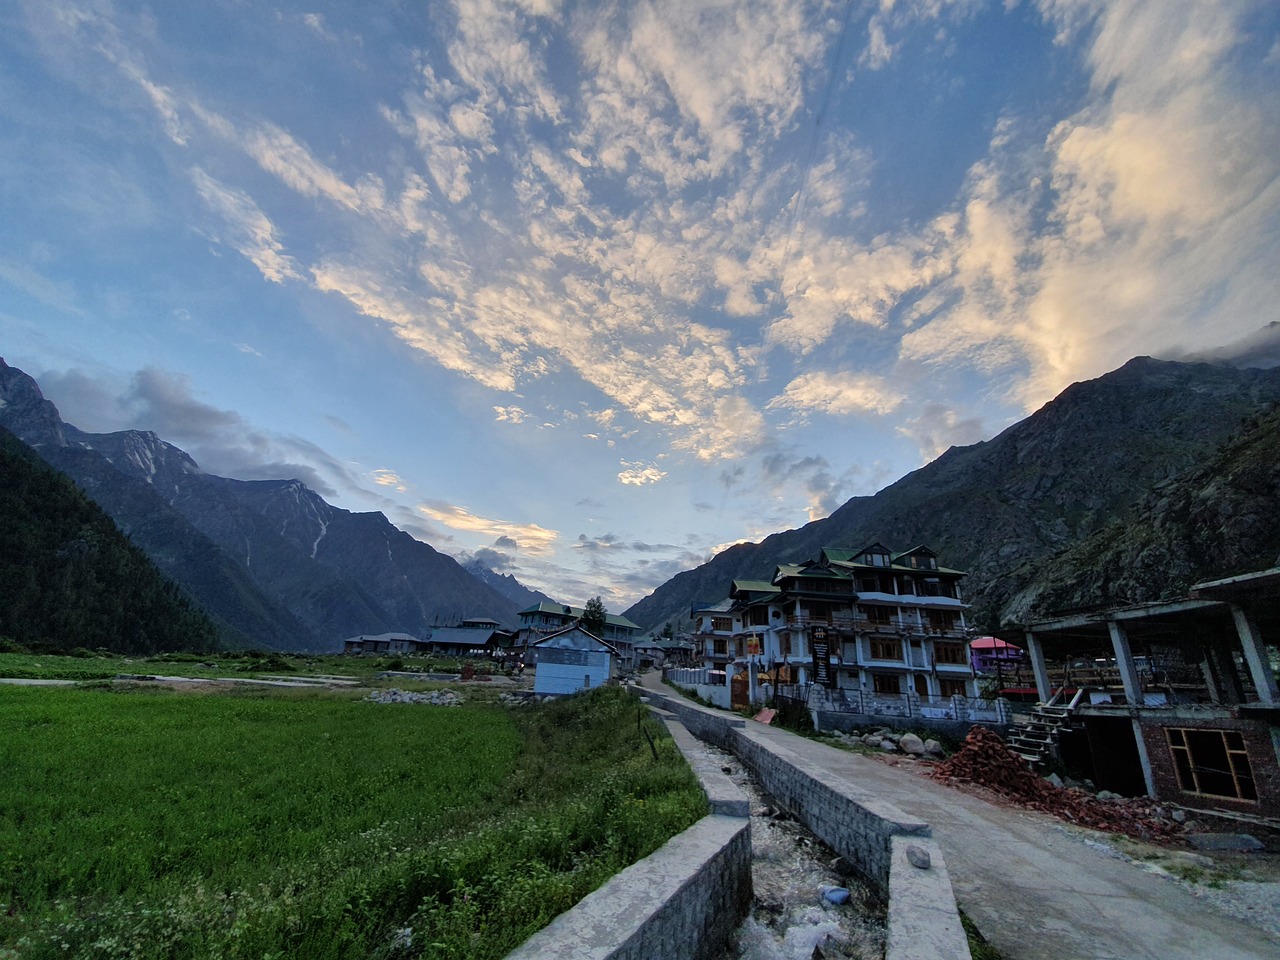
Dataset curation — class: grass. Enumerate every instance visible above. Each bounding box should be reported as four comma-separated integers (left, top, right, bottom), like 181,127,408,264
0,684,705,959
0,649,514,685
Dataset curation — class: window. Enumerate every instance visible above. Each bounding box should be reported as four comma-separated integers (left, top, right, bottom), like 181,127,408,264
870,638,902,661
1166,728,1257,801
857,576,880,593
872,673,899,694
748,606,770,626
934,643,967,665
928,613,958,634
713,638,727,656
779,633,792,656
938,678,968,698
711,617,733,632
861,605,892,626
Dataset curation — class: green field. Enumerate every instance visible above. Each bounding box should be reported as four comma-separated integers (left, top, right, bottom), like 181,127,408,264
0,649,501,683
0,684,705,959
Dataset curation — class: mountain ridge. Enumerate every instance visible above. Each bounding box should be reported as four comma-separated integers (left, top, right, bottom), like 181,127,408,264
0,358,535,650
624,357,1280,632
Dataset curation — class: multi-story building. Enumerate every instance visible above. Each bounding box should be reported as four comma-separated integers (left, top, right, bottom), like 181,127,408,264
515,601,642,666
685,542,976,712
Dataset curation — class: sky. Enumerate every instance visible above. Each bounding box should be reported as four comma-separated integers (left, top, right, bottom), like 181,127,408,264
2,1,1279,613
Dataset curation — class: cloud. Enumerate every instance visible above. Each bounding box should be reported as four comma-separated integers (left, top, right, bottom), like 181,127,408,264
372,469,408,492
895,402,988,462
190,168,302,283
767,370,904,421
470,546,516,571
494,405,528,423
37,365,360,498
416,500,559,555
617,459,667,485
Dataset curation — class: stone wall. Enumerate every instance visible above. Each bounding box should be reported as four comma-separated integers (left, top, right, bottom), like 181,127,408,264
644,685,972,960
504,815,751,960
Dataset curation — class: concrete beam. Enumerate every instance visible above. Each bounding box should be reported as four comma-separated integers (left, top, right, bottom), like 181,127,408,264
1232,604,1279,705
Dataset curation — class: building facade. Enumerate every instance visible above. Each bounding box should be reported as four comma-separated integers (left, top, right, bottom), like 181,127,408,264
685,543,977,711
516,601,642,667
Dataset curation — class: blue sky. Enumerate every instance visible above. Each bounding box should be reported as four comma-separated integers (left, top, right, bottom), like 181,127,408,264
2,1,1278,611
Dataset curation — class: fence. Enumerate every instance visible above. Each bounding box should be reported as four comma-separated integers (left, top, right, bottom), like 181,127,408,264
779,684,1011,724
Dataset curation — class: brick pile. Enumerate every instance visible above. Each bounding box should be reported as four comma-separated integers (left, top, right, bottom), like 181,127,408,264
929,725,1184,842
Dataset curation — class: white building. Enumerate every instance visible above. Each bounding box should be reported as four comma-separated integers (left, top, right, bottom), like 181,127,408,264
684,542,978,714
531,626,619,696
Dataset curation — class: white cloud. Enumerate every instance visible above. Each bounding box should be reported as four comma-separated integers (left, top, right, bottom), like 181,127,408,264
417,500,559,555
189,168,302,283
617,459,666,485
768,370,904,420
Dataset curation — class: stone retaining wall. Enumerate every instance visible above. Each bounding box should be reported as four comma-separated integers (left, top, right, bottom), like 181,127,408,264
643,685,971,960
502,701,753,960
503,815,751,960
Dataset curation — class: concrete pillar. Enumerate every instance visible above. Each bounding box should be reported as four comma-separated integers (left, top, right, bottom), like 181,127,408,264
1130,717,1157,798
1107,620,1144,707
1025,630,1052,703
1232,604,1279,704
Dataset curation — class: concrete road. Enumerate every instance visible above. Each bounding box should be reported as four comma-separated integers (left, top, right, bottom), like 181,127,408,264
639,673,1280,960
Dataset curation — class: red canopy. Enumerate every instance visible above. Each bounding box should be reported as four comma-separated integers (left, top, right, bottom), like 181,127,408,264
970,636,1018,650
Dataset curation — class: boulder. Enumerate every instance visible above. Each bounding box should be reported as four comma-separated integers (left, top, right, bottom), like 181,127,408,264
899,733,926,755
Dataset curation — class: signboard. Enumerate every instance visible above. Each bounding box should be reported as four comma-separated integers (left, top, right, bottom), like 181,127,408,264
810,626,832,688
747,637,761,656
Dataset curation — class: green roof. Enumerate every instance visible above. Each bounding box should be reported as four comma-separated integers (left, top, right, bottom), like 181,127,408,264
517,601,640,630
731,579,780,594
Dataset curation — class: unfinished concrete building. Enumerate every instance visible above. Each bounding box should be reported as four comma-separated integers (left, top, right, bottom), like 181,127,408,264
1001,567,1280,818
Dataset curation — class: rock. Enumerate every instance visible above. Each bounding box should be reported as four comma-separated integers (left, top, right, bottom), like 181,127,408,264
906,845,932,869
1186,833,1265,852
862,735,883,748
1044,773,1064,789
899,733,926,755
1097,790,1124,802
1171,810,1187,823
878,740,899,752
924,739,945,757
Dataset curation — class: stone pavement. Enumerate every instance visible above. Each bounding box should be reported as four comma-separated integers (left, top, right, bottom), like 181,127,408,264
638,673,1280,960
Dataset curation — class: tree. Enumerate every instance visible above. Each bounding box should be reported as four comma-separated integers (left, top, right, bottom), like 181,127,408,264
581,596,608,637
660,622,674,639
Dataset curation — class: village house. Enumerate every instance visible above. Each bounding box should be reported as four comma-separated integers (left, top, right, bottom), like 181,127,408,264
341,632,428,656
515,601,641,667
672,543,989,724
530,625,620,696
421,617,513,658
999,567,1280,819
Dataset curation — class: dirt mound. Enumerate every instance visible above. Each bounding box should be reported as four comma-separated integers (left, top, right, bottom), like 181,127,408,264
930,725,1183,842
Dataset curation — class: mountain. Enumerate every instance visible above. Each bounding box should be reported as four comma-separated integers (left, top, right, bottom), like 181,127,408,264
988,404,1280,621
0,359,526,650
462,560,556,610
0,426,220,653
624,357,1280,633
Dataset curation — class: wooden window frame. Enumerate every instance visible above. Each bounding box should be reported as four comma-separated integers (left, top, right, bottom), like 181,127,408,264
870,637,902,661
1165,727,1258,802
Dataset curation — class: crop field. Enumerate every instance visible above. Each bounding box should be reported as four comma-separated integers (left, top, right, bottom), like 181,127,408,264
0,649,498,683
0,684,706,959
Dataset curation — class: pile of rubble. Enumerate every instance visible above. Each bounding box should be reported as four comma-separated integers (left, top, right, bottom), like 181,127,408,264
831,727,947,757
930,725,1185,842
365,688,462,706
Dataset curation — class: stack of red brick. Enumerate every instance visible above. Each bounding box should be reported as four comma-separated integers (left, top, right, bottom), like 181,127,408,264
929,725,1183,842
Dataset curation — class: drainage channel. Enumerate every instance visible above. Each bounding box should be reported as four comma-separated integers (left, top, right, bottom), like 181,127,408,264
705,744,887,960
